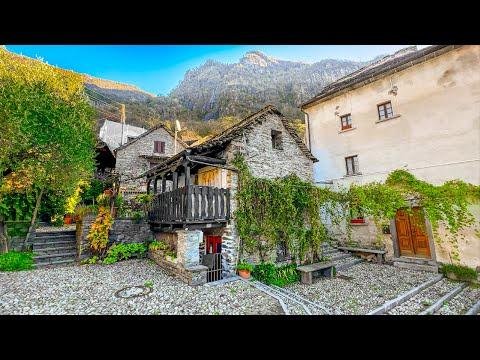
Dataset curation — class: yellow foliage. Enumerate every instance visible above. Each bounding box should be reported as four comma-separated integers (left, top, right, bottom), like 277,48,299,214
87,206,113,255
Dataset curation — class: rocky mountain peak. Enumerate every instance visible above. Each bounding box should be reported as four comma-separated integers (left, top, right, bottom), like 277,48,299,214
240,51,278,67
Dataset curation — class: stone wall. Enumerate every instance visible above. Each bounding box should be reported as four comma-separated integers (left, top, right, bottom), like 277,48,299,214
225,113,314,182
108,219,153,244
115,127,185,190
76,216,152,261
149,251,207,286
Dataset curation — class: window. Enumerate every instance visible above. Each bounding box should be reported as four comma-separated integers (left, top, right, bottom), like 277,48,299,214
153,141,165,154
350,207,365,224
345,155,360,176
271,130,283,150
340,114,352,130
377,101,394,120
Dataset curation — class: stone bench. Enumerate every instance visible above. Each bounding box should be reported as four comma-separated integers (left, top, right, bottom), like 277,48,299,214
337,247,386,263
297,261,334,285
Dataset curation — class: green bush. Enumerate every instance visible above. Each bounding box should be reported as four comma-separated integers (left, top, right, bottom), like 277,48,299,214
149,240,169,251
441,263,478,282
102,243,147,265
252,262,299,287
0,251,34,271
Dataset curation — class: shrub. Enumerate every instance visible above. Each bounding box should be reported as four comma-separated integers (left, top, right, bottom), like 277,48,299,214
236,260,254,272
252,262,300,287
87,206,113,256
81,255,99,265
0,251,34,271
102,242,147,265
149,240,169,251
440,263,478,282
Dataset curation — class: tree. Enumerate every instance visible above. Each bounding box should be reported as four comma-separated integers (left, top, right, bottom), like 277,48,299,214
0,48,96,249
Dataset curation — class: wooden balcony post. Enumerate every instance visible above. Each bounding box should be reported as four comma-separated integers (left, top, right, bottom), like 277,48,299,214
146,179,152,194
172,171,178,190
184,162,191,220
184,163,190,187
162,177,167,193
153,176,158,194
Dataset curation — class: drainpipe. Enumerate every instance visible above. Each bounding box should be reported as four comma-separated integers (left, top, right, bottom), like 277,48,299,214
300,108,311,151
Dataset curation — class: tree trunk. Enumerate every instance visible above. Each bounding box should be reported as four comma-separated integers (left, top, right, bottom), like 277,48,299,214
23,187,44,250
0,219,8,253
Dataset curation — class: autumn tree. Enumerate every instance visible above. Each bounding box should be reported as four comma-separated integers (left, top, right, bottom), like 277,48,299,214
0,48,96,250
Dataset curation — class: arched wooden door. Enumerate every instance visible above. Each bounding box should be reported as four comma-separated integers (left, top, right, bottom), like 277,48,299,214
395,207,431,258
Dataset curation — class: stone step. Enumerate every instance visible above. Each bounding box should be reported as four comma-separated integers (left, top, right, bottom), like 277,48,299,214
35,258,76,268
394,256,437,266
386,278,458,315
435,285,480,315
34,252,77,264
329,253,351,261
33,240,76,249
393,261,438,273
335,258,363,272
323,248,341,255
33,245,77,255
35,231,76,238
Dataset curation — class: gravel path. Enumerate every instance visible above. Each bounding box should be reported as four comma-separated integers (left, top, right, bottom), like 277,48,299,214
0,259,282,315
286,262,437,314
435,285,480,315
387,278,458,315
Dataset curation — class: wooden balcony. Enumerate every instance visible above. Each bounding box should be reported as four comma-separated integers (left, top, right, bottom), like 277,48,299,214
148,185,230,229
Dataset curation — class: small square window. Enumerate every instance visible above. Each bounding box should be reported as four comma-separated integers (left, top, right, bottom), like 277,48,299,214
154,141,165,154
345,155,360,176
271,130,283,150
340,114,352,130
377,101,394,120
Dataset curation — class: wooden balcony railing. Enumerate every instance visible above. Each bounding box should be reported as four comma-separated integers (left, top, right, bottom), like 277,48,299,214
148,185,230,225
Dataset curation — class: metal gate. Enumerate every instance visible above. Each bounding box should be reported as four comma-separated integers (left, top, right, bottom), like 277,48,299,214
201,253,223,283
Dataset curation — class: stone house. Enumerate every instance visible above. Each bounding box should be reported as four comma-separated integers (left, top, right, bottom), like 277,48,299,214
142,105,317,284
114,124,187,195
300,45,480,270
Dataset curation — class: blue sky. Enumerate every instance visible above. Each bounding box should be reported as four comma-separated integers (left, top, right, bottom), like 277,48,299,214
6,45,426,95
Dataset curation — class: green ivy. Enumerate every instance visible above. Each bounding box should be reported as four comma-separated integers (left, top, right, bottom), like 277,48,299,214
233,154,479,265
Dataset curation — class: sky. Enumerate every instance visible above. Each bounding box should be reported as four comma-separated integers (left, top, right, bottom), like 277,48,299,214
6,45,427,95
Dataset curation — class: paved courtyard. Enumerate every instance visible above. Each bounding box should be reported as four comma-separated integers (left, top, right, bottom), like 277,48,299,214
1,259,478,315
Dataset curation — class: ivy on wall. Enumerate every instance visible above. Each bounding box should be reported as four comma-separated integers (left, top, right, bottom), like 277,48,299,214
233,154,479,265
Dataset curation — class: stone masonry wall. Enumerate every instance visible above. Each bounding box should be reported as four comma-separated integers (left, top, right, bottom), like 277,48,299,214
220,113,315,269
115,127,185,190
108,219,153,244
76,214,95,261
225,113,314,182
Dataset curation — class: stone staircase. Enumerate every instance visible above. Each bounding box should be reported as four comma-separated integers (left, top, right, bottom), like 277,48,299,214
320,243,364,272
368,275,480,315
33,230,77,268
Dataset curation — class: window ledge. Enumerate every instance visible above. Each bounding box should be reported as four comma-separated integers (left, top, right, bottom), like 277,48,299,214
350,222,368,226
344,172,363,178
375,114,401,123
338,127,357,134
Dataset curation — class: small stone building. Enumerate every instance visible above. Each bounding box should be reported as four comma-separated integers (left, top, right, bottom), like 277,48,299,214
115,124,187,195
142,105,317,285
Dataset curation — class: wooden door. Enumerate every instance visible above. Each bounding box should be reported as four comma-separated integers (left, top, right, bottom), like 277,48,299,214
395,208,431,258
410,207,431,258
395,209,415,256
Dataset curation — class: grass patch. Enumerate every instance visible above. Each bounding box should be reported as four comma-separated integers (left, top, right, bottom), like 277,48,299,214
440,263,478,282
0,251,34,271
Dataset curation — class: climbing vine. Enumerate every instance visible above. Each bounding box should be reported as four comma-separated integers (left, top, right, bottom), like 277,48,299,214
233,154,479,265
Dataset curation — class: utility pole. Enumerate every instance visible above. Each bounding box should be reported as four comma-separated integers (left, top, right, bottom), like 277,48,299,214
174,119,182,154
120,104,126,145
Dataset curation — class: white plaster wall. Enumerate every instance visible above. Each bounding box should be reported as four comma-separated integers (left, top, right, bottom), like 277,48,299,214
304,45,480,268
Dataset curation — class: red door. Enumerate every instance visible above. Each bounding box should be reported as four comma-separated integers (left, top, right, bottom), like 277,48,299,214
206,235,222,254
395,208,431,258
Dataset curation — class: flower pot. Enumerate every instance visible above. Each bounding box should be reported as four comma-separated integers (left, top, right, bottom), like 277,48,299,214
350,218,365,224
103,189,114,196
64,214,73,225
238,269,251,279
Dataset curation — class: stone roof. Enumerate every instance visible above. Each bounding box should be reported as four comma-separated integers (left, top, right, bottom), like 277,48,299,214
114,123,188,153
300,45,458,109
191,105,317,162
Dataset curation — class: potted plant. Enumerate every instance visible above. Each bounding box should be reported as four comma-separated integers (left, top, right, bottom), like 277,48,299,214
64,213,74,225
236,260,254,279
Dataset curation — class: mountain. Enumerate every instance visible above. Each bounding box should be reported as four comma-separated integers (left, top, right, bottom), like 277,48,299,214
85,51,371,130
